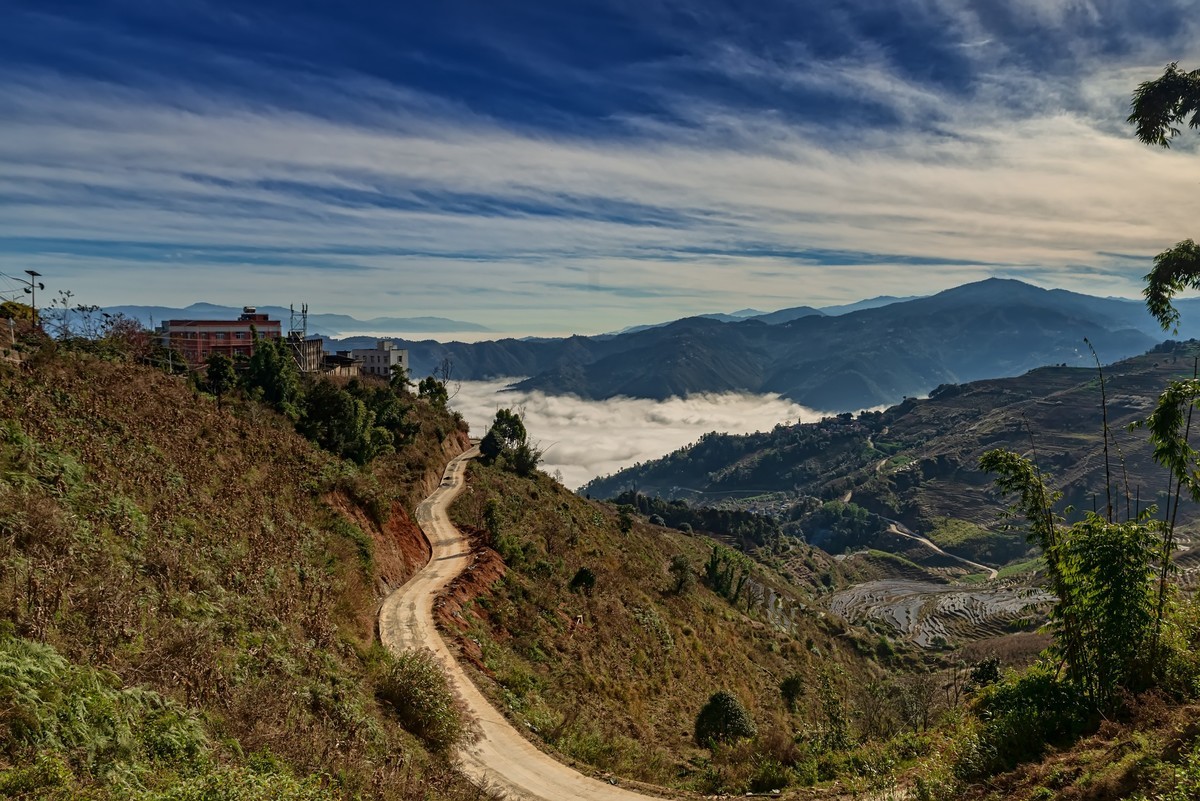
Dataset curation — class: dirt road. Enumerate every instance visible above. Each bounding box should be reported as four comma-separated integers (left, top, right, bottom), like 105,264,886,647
884,523,998,580
378,447,670,801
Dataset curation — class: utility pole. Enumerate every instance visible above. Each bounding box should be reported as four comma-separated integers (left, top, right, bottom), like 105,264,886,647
22,270,44,325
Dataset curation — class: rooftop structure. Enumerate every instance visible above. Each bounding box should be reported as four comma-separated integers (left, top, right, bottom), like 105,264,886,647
347,339,408,380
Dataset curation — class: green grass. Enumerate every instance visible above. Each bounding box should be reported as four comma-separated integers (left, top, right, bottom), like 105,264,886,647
0,347,480,800
448,460,895,793
997,556,1046,579
925,517,1030,566
0,632,330,800
864,549,923,571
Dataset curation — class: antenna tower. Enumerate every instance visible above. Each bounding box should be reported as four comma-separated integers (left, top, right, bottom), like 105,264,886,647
287,303,314,372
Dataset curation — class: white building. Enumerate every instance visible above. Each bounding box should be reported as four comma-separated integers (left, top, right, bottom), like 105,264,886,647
347,339,408,380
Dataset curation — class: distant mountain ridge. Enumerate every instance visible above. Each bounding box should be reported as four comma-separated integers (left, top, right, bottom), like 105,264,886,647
381,279,1200,410
98,303,490,337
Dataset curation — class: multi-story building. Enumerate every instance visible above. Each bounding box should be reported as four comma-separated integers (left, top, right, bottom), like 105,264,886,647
346,339,408,380
160,307,281,367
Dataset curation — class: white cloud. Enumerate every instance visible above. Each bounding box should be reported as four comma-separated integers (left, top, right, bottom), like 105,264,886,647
450,378,839,490
2,31,1200,331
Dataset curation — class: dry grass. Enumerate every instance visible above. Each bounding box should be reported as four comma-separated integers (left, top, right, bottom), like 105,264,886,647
0,346,481,799
448,461,892,792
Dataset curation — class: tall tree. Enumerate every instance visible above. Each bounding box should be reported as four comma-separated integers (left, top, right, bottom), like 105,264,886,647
298,379,391,464
1128,64,1200,333
242,331,302,420
1129,64,1200,668
417,376,449,410
204,352,237,410
1128,63,1200,148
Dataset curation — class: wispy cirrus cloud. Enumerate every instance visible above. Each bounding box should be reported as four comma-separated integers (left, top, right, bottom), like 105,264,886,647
1,1,1199,331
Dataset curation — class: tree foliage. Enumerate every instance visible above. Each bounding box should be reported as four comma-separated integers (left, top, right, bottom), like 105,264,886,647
611,490,782,549
479,408,526,466
694,690,756,746
345,379,420,448
779,673,804,713
204,353,237,410
1128,64,1200,335
667,554,694,595
1128,62,1200,148
298,380,392,465
704,545,753,606
568,566,596,595
479,408,542,477
980,451,1155,708
242,332,302,421
417,376,448,410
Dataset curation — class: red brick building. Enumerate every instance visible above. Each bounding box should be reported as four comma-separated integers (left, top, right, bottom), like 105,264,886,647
160,307,282,367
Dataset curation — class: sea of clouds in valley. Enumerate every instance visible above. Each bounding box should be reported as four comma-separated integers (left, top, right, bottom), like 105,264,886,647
450,379,833,491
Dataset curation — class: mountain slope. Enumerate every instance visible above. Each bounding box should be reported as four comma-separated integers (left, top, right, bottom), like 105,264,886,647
0,342,479,799
443,459,891,794
396,279,1191,409
581,340,1200,554
516,283,1156,408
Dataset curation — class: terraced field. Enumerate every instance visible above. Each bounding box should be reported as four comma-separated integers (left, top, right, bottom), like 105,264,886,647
828,578,1053,647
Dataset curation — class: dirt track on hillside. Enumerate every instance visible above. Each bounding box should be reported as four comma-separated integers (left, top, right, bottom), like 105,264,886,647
378,447,673,801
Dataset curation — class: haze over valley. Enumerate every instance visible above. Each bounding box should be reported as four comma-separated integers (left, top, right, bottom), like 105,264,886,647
450,378,833,489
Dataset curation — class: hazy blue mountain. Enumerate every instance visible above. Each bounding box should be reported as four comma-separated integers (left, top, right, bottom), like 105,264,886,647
98,303,489,336
746,305,827,325
819,295,923,315
607,306,821,335
388,278,1191,410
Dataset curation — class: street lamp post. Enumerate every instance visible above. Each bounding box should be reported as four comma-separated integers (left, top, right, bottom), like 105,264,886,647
23,270,44,325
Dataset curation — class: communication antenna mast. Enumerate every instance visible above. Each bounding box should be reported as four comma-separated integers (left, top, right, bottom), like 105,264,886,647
287,302,313,372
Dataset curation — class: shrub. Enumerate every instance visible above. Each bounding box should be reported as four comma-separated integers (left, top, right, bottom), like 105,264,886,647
749,757,792,792
0,634,210,794
648,514,665,526
617,505,635,533
779,673,804,712
138,767,335,801
957,665,1092,778
968,656,1002,690
668,555,695,595
569,567,597,595
375,649,464,753
695,690,757,746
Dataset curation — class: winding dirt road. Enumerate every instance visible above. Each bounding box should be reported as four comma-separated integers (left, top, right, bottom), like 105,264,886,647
378,447,670,801
884,523,998,580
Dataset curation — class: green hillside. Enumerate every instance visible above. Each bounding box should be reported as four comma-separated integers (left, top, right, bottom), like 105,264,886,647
0,334,478,800
447,459,928,793
4,319,1199,801
583,341,1200,569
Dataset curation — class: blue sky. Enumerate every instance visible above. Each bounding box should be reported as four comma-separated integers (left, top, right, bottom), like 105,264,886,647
2,0,1199,334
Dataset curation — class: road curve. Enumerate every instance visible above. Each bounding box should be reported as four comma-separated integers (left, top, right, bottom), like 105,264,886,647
885,523,999,580
378,447,670,801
